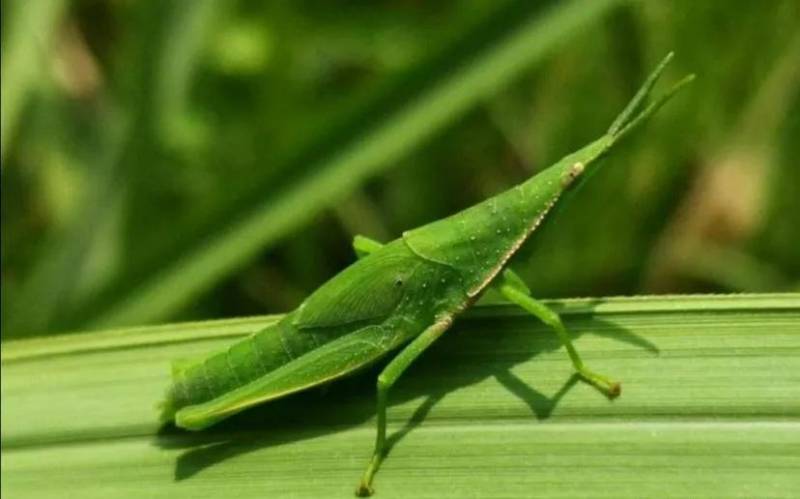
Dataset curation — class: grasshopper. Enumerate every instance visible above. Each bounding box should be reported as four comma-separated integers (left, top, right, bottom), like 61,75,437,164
160,53,693,496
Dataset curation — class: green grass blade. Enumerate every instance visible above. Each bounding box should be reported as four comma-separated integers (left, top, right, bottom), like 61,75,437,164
85,0,624,330
0,0,67,161
3,294,799,497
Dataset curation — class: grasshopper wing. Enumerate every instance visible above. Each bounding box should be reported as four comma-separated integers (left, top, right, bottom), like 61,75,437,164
175,324,391,430
294,242,420,329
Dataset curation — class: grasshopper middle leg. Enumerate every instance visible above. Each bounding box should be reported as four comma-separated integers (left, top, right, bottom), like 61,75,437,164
356,317,453,496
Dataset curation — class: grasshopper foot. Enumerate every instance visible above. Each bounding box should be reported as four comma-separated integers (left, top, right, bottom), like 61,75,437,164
356,457,379,497
355,482,374,497
606,381,622,399
578,368,622,400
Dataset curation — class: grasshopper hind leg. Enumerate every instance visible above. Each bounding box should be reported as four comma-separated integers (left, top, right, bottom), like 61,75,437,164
496,269,621,398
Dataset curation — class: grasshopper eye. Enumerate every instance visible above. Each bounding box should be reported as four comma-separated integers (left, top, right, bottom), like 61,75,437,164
560,161,585,188
394,278,404,287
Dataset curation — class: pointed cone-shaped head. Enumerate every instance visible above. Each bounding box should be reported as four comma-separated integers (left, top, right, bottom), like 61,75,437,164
538,52,696,192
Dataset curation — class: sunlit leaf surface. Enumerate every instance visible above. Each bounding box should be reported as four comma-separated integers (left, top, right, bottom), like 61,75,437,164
2,294,798,497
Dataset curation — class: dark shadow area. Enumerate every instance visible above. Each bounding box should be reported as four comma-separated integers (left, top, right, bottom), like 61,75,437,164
383,391,445,452
494,371,581,421
155,309,658,482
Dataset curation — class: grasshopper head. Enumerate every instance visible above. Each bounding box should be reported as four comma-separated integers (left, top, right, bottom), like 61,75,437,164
553,52,694,193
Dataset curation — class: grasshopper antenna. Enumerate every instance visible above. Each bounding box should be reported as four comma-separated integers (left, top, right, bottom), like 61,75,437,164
607,52,695,143
608,51,675,135
613,73,695,142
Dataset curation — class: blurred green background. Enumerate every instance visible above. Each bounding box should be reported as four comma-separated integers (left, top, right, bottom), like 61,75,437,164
2,0,799,340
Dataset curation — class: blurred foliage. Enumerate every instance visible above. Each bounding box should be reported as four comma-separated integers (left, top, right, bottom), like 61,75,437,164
2,0,799,339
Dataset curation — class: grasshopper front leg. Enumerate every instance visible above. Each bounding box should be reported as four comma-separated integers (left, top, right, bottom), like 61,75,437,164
496,269,621,398
356,317,453,497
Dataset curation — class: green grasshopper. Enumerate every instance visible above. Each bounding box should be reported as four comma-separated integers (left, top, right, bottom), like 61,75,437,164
160,53,693,496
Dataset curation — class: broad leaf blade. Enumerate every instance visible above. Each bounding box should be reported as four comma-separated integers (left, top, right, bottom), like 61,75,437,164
2,294,799,497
